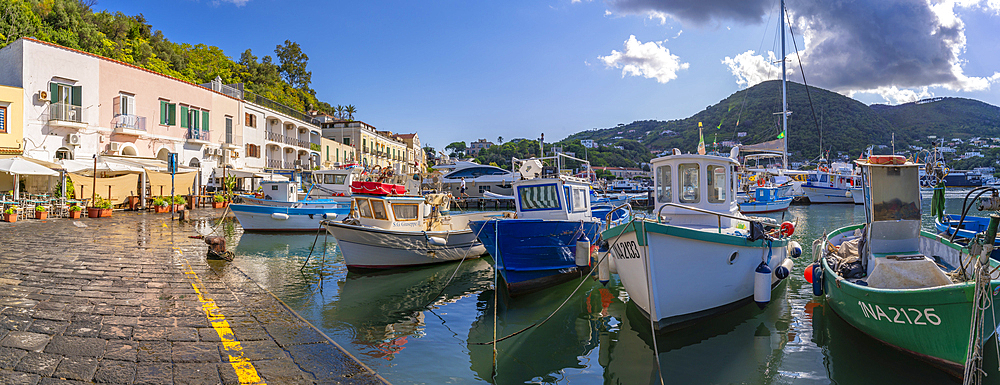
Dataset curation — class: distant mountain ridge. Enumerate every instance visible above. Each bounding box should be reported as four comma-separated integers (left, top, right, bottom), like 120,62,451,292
562,80,1000,162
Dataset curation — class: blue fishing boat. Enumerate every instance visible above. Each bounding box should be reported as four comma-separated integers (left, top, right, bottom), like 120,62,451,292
231,180,350,232
469,154,630,296
738,185,792,213
935,214,998,243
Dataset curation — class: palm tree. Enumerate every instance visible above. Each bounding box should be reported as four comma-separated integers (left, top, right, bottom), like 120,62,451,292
345,105,357,121
497,136,503,145
335,105,345,120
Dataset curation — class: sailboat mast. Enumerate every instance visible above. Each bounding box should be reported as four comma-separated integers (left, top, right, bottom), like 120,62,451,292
780,0,788,169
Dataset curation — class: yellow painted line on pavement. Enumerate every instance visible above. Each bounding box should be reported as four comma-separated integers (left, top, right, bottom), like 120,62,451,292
182,259,266,385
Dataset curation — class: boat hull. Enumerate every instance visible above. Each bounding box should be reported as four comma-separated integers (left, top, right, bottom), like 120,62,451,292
238,195,350,209
821,225,999,376
469,219,602,295
325,221,486,270
602,220,789,329
230,204,349,232
801,185,859,203
739,197,792,213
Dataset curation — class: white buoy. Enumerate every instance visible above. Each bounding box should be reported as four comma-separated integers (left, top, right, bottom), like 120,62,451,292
270,213,289,220
787,241,802,259
575,234,591,267
599,253,610,285
607,250,617,274
754,261,772,308
427,237,447,246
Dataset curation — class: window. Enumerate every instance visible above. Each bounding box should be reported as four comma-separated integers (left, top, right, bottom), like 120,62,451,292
244,144,261,158
707,165,726,203
245,113,256,128
159,101,176,125
370,199,388,220
679,163,700,203
0,105,6,134
820,174,828,183
202,110,210,132
343,137,350,146
225,116,233,144
392,204,420,221
118,94,135,116
323,174,347,185
572,188,588,212
49,82,81,121
518,184,561,211
356,198,373,218
55,147,72,160
656,165,671,203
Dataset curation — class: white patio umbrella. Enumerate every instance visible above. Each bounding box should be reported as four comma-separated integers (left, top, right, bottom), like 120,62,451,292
0,157,60,200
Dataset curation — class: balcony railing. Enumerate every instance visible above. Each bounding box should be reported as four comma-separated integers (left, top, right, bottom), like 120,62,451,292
266,159,282,169
297,139,310,148
284,136,296,146
50,103,83,123
266,131,282,142
112,114,146,131
186,129,210,142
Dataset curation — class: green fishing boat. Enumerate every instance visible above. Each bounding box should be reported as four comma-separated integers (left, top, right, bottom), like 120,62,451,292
812,155,1000,379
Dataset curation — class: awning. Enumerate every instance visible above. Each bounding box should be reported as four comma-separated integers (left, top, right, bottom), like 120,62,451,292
740,138,786,153
60,158,145,175
212,168,289,181
0,157,59,176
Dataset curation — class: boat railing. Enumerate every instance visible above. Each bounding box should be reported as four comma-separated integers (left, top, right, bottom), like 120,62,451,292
656,202,776,233
604,200,633,228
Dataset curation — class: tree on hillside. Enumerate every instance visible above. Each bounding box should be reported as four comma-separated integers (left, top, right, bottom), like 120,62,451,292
0,0,45,47
275,40,311,90
445,141,467,157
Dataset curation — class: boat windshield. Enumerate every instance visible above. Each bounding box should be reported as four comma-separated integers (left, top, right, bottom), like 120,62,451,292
679,163,699,203
392,203,420,221
518,184,561,211
323,174,347,185
656,165,671,203
707,165,726,203
370,200,389,220
871,166,921,221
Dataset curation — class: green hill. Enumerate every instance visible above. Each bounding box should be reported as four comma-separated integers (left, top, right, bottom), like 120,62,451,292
564,80,896,162
871,97,1000,142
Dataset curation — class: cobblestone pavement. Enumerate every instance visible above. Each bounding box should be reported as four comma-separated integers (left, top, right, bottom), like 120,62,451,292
0,209,388,384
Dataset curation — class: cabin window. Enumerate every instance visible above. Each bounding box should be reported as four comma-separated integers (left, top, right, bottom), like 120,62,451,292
518,184,561,211
392,203,420,221
572,188,588,212
820,174,828,183
356,198,373,218
564,186,572,212
370,200,389,220
679,163,700,203
707,165,726,203
324,174,347,185
656,165,671,203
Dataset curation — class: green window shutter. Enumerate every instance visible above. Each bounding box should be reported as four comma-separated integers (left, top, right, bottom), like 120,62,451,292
202,110,209,131
71,86,82,106
159,101,167,124
180,106,189,128
168,104,176,126
326,146,329,161
49,83,58,103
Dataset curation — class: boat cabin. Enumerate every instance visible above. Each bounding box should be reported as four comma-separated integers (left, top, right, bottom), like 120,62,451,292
260,180,300,202
307,168,361,197
347,192,467,232
653,151,739,227
806,162,859,190
859,156,923,264
513,176,594,222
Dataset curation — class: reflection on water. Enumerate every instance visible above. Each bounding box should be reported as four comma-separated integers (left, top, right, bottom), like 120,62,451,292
219,192,986,384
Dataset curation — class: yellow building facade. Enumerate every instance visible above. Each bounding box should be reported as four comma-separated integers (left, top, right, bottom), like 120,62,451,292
0,84,24,157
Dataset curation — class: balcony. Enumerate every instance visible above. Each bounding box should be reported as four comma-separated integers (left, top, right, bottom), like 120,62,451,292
283,136,296,146
297,139,310,148
266,131,283,142
266,159,282,169
186,129,210,144
111,114,147,136
49,103,86,130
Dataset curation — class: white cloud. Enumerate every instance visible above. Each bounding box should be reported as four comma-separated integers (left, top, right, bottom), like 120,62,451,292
214,0,250,6
599,35,689,83
721,50,796,88
849,86,934,105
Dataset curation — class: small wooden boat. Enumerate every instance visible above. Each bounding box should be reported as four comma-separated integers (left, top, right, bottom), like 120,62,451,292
813,155,1000,378
739,185,792,213
323,185,490,270
231,180,350,232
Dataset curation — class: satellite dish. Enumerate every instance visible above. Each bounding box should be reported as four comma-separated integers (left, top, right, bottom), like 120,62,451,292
519,159,543,180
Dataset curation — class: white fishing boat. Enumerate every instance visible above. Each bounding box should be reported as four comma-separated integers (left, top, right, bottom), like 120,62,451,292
323,186,491,270
602,148,800,329
801,161,862,204
739,185,793,214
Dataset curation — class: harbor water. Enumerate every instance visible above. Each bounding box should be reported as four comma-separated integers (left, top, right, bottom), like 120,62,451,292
215,189,987,384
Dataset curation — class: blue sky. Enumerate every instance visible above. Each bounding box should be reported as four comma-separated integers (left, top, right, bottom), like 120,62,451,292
96,0,1000,151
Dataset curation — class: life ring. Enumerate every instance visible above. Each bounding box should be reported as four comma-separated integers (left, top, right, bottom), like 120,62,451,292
780,221,795,237
757,179,765,187
818,167,829,172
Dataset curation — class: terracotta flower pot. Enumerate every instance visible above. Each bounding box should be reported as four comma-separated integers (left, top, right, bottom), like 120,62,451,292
155,205,169,214
35,211,47,220
173,204,185,212
212,201,226,209
88,207,112,218
2,213,16,223
68,210,81,219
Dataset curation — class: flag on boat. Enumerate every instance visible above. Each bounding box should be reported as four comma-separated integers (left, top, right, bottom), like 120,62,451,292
697,122,706,155
777,129,785,139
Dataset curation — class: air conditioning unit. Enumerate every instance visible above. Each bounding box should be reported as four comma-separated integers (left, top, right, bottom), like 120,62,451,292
109,142,123,153
67,134,81,146
38,90,48,100
214,149,222,156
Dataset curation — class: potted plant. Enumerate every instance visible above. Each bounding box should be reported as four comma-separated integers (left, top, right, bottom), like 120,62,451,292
88,195,113,218
212,194,228,209
68,204,82,219
172,195,187,211
153,197,170,213
2,206,18,223
34,205,47,220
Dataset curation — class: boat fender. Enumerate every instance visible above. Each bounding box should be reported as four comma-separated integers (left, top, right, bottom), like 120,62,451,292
322,213,338,220
774,258,793,280
779,222,795,237
575,233,591,267
812,264,824,296
754,261,772,308
270,213,289,220
605,248,618,275
427,236,447,246
787,241,802,259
